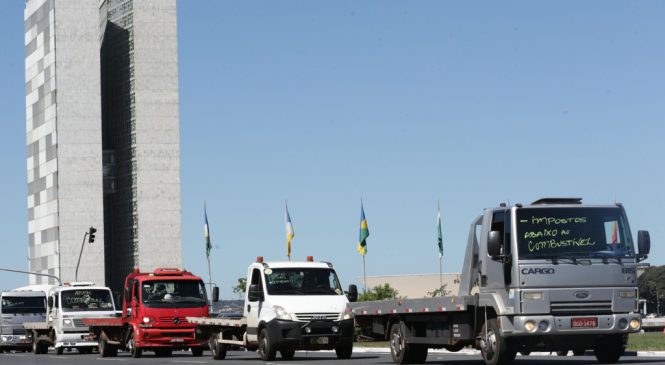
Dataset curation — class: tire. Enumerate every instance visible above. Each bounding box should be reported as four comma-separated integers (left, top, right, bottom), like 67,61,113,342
280,349,296,360
410,345,428,364
258,329,276,361
443,343,465,352
479,319,514,365
191,347,204,357
390,322,427,364
32,339,47,355
56,347,64,355
335,343,353,359
594,335,623,364
99,339,117,358
210,334,227,360
557,350,568,356
128,334,142,358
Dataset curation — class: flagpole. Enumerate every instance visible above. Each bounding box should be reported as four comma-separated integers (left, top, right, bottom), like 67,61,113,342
362,255,367,294
205,201,213,301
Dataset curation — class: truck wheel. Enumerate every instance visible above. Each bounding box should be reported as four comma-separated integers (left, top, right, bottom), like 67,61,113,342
390,322,425,364
258,329,276,361
99,339,117,358
335,343,353,359
56,347,64,355
191,347,204,357
479,319,514,365
594,335,623,364
128,334,142,358
280,349,296,360
210,334,227,360
33,340,48,355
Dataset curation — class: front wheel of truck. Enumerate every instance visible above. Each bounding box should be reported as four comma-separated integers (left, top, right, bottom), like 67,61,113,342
334,343,353,359
99,339,117,357
594,335,623,364
258,329,276,361
127,334,142,358
210,334,227,360
479,319,514,365
390,322,427,364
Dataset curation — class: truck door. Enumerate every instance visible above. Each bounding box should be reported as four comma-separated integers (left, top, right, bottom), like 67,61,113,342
481,210,510,290
49,293,59,324
246,268,264,342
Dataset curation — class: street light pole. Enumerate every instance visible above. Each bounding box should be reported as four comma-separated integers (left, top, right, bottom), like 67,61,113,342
0,267,62,285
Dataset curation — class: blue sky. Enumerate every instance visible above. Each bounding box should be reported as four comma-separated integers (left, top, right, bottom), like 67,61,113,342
1,1,664,298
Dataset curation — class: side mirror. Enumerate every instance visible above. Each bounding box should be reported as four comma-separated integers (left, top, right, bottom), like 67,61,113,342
212,286,220,303
488,230,503,257
346,284,358,303
47,296,53,308
637,230,650,261
247,284,263,302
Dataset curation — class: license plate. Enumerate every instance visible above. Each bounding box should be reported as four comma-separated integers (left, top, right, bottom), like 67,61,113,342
170,338,184,343
317,337,329,344
571,317,598,328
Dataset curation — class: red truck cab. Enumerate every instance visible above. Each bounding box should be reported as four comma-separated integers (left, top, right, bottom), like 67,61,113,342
86,268,209,358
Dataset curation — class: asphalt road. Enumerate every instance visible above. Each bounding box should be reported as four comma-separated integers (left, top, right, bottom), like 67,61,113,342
2,350,665,365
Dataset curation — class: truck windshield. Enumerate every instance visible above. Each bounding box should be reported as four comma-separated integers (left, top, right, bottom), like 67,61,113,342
1,296,46,314
516,207,634,260
265,268,343,295
61,289,114,312
141,280,207,308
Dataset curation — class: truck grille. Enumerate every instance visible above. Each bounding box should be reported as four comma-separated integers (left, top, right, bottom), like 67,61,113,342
159,316,185,325
73,318,86,327
550,301,612,315
294,313,339,321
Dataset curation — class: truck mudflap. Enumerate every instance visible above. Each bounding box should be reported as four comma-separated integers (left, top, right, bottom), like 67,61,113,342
262,318,354,350
136,327,209,349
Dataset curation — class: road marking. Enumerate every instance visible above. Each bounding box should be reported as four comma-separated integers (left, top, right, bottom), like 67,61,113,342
172,361,208,364
49,356,70,359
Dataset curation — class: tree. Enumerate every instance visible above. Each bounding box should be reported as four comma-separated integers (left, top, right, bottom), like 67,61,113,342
358,284,400,302
427,284,451,297
638,266,665,315
232,278,246,296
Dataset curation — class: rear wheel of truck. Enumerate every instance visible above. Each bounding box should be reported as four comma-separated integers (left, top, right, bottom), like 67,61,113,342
99,339,117,357
593,335,623,364
56,347,64,355
258,329,276,361
479,319,514,365
32,339,47,355
390,322,427,364
191,347,204,357
209,334,227,360
280,349,296,360
335,343,353,359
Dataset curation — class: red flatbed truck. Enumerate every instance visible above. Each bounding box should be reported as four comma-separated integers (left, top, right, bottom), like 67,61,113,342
84,267,210,357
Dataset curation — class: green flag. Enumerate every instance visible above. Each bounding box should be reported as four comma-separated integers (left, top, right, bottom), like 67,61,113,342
437,203,443,258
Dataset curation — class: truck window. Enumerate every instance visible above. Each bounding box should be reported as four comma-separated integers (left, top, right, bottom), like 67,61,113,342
491,210,507,255
264,268,343,295
1,296,46,314
250,268,262,289
516,207,634,259
61,289,114,312
141,280,207,308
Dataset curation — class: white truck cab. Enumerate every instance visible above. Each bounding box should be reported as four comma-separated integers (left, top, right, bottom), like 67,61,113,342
45,282,117,354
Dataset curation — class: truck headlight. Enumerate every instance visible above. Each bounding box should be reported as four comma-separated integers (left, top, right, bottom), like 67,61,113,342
619,290,636,298
63,318,73,327
1,336,7,342
140,317,154,328
524,320,537,333
523,292,543,300
629,319,640,330
273,305,293,321
342,307,355,320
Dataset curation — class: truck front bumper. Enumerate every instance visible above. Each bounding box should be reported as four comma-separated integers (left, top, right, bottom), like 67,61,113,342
504,313,642,336
0,335,31,349
55,332,98,348
264,318,354,351
136,327,208,349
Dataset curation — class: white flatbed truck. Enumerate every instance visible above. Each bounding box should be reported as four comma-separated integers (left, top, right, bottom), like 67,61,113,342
187,257,357,361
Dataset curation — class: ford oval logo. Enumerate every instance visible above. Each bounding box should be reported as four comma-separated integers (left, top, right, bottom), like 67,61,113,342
574,291,590,299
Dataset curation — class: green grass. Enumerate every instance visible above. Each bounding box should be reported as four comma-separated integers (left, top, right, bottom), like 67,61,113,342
627,332,665,351
355,333,665,351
